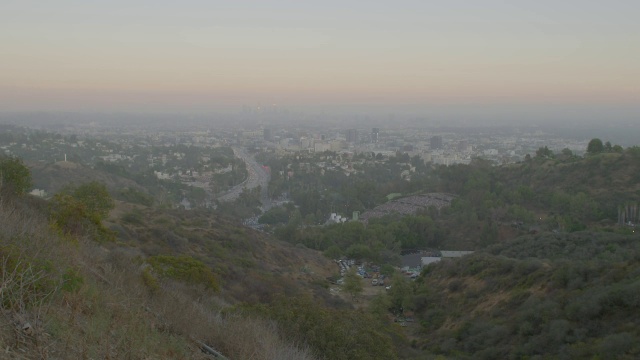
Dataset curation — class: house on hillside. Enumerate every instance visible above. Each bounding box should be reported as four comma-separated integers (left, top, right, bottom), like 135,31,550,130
402,253,442,273
421,257,441,267
179,198,192,210
401,254,422,270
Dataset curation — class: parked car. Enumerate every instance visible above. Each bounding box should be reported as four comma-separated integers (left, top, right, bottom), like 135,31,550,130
371,279,378,286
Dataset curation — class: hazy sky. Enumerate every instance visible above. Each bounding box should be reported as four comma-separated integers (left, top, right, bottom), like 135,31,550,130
1,1,639,117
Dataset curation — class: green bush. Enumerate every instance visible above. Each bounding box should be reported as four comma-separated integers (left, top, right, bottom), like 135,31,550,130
147,255,219,291
242,295,398,360
61,267,84,293
121,210,144,225
0,156,32,195
70,182,115,220
49,193,114,241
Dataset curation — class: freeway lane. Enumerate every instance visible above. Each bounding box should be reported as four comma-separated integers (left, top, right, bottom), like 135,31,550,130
216,148,271,209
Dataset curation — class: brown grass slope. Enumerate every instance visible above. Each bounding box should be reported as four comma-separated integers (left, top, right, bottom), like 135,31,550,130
108,204,337,305
29,161,147,197
0,193,318,359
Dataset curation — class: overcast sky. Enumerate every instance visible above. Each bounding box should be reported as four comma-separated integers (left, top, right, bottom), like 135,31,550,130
1,1,638,119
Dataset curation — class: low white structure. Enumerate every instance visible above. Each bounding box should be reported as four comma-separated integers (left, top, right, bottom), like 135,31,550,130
421,257,441,266
440,251,475,258
29,189,47,197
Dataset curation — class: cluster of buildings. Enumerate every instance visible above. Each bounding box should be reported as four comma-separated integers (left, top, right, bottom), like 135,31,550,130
236,126,589,166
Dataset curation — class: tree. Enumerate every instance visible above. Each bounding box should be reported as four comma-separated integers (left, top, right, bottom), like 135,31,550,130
258,206,290,225
370,293,392,318
535,146,554,159
380,264,396,277
587,138,604,155
388,272,412,314
345,243,373,260
0,157,32,195
49,193,92,235
604,141,613,152
323,245,342,259
343,267,363,300
71,182,115,220
50,185,115,241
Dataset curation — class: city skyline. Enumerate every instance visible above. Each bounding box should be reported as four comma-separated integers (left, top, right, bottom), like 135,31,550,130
1,1,638,121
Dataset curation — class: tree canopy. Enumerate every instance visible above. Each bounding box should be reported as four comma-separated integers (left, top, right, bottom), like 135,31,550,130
0,156,32,195
343,267,364,299
71,181,115,220
587,138,604,154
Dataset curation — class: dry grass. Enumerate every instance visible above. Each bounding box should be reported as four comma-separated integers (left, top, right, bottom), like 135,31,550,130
0,194,318,360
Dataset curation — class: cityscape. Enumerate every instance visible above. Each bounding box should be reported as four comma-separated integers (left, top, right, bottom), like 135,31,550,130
1,0,639,358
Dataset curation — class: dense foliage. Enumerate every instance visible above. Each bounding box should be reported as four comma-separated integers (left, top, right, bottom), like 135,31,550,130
256,150,433,218
0,156,32,195
49,182,115,241
400,231,640,359
147,255,220,291
242,295,399,360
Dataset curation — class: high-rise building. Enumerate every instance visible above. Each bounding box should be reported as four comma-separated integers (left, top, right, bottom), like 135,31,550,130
430,136,443,150
347,129,358,143
371,128,380,143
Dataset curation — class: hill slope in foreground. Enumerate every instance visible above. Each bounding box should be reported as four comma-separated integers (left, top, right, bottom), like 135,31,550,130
0,194,339,359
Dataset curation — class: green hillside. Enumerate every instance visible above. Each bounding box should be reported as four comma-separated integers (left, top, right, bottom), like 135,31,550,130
0,156,402,359
407,231,640,359
3,144,640,359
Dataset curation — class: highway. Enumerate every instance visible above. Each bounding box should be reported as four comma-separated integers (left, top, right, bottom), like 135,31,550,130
216,147,271,209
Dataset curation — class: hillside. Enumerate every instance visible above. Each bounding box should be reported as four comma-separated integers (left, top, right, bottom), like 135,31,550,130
267,148,640,359
430,149,640,249
386,150,640,358
107,203,338,305
1,158,402,360
5,146,640,359
0,193,327,359
405,231,640,359
29,161,145,195
498,151,640,211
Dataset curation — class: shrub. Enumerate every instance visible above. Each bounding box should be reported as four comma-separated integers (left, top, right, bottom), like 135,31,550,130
147,255,219,291
70,181,115,220
141,266,160,293
49,193,114,241
121,210,144,225
241,295,398,360
0,156,32,195
61,267,84,293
